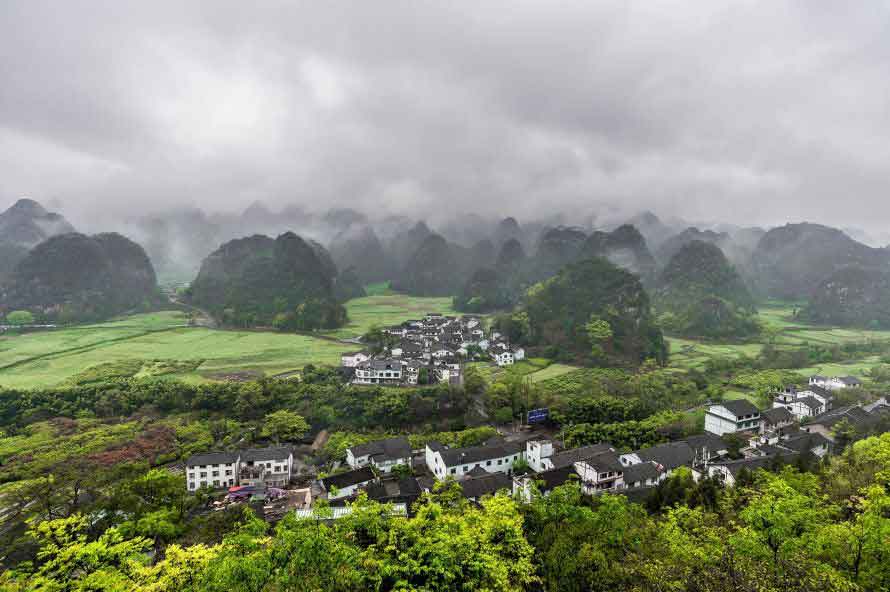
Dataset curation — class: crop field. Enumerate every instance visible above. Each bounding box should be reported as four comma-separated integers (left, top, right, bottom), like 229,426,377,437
0,311,355,389
668,302,890,370
323,293,458,339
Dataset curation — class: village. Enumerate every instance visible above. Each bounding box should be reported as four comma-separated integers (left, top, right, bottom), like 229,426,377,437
340,312,525,387
184,368,890,521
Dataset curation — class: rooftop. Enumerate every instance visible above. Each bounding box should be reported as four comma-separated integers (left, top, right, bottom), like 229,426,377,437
349,437,412,461
715,399,760,418
321,467,376,490
186,451,238,467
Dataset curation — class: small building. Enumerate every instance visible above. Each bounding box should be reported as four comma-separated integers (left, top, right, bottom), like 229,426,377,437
705,400,762,436
803,405,873,441
186,451,239,491
346,437,413,473
185,446,293,492
320,467,376,500
621,441,694,478
239,447,294,488
574,450,625,493
621,461,662,489
760,407,796,434
425,441,525,481
353,359,404,385
459,472,513,502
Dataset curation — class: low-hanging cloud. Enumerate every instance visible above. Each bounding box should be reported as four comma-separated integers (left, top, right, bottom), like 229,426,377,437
2,0,889,231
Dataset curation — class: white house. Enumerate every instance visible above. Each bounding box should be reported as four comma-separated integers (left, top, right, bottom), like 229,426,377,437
239,447,294,488
185,446,293,492
320,467,376,499
187,451,239,491
512,347,526,361
353,359,404,385
773,386,830,420
574,451,625,493
705,400,762,436
809,375,862,390
346,437,413,473
425,441,525,481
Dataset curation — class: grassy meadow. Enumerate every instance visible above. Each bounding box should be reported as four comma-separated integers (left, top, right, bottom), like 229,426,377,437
0,291,467,389
322,292,457,339
0,311,354,388
667,301,890,372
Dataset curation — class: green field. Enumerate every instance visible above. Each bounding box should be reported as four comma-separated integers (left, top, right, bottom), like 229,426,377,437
668,302,890,370
323,293,457,339
0,292,468,389
0,311,355,388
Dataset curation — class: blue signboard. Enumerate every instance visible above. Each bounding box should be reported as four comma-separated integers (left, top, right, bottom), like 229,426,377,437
527,408,549,424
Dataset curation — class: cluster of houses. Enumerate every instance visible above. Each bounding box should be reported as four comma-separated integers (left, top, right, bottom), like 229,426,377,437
340,313,525,387
184,373,888,519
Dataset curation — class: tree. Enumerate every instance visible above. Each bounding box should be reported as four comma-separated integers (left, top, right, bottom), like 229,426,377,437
586,314,613,360
4,310,34,326
261,410,310,445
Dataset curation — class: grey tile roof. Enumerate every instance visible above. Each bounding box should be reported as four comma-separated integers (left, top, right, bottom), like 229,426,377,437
549,443,614,469
528,465,579,492
349,437,412,461
622,461,661,484
241,447,293,462
186,451,238,467
577,450,624,473
797,396,824,410
635,442,694,470
437,441,525,467
682,434,728,459
761,407,795,425
321,467,375,490
718,399,761,418
460,473,512,499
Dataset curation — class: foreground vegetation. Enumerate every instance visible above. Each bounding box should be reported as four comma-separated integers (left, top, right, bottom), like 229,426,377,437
5,434,890,591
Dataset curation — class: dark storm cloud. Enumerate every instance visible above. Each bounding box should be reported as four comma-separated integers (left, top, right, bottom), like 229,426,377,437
1,1,889,229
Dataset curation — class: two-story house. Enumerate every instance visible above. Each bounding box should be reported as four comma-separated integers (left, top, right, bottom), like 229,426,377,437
705,400,762,435
425,440,525,481
353,359,403,385
346,437,413,473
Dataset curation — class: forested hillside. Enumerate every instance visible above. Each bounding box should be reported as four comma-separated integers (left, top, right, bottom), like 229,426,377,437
513,257,667,365
654,240,759,338
188,232,346,330
0,232,160,323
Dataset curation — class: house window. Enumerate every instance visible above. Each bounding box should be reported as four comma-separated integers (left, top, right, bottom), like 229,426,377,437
226,470,232,476
200,472,207,479
463,466,468,471
497,460,502,465
450,468,456,475
212,471,219,477
486,460,492,466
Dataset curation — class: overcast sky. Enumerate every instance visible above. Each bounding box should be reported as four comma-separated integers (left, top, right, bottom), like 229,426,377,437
2,1,889,229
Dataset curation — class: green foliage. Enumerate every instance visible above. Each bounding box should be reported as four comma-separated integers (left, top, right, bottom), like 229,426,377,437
521,257,668,366
188,233,346,331
4,310,34,326
654,240,760,339
260,410,309,444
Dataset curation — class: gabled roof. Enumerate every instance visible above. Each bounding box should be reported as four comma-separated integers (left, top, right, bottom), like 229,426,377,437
460,473,512,499
635,441,694,471
839,376,862,385
807,384,833,399
321,467,375,490
435,441,525,467
761,407,795,425
622,461,661,484
717,399,760,418
781,432,830,453
576,450,624,473
809,405,871,428
364,477,422,502
528,465,579,492
682,433,729,458
349,437,412,461
796,396,824,410
186,451,238,467
241,447,293,462
709,453,798,477
549,443,614,469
